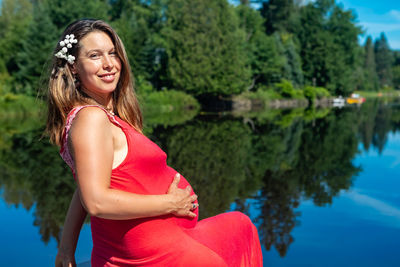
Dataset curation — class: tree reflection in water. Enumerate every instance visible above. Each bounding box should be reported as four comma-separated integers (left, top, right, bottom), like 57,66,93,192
254,108,363,256
0,127,74,243
1,99,400,255
158,119,259,219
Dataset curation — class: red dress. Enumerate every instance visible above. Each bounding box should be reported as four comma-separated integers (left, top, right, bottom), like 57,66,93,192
60,105,262,266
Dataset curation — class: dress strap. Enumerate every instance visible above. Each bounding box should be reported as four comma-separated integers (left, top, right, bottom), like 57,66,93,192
60,105,122,174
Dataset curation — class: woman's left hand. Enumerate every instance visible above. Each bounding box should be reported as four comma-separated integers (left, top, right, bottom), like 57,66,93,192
167,173,198,218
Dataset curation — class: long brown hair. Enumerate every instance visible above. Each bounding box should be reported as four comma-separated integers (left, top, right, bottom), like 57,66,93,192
46,19,143,146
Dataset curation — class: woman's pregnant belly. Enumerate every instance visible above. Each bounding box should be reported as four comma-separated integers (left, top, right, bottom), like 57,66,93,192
92,167,199,259
110,165,199,226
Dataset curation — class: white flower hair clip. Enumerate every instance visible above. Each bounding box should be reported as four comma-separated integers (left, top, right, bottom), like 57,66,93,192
55,34,78,64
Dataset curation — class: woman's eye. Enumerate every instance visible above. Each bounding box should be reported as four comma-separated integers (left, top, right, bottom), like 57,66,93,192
89,53,100,59
110,51,117,56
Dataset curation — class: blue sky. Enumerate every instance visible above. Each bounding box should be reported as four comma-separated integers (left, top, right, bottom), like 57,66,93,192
334,0,400,49
236,0,400,50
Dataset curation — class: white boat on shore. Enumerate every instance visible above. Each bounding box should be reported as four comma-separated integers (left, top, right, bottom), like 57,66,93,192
332,96,345,107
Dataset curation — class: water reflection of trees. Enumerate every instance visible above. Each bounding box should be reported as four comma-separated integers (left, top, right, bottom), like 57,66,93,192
254,109,362,256
0,127,74,243
158,101,392,256
157,119,262,219
1,99,400,254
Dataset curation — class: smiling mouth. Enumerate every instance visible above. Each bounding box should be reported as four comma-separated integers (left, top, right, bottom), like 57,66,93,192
98,73,117,82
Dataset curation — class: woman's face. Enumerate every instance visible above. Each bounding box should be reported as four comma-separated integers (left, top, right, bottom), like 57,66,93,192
73,31,121,101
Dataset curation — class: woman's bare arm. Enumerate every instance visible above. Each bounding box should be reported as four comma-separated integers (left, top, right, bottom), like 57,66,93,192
55,189,86,267
68,107,197,220
54,171,195,267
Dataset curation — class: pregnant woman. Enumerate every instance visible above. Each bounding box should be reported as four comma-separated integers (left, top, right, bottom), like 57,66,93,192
48,19,262,266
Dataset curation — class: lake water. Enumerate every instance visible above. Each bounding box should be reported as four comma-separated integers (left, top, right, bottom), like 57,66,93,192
1,99,400,266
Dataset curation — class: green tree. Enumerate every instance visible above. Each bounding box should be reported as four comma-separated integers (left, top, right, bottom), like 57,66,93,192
295,0,361,95
363,36,379,91
43,0,109,30
109,0,133,20
296,2,333,87
236,4,284,88
325,3,362,94
260,0,298,34
258,1,304,87
375,33,393,88
0,0,33,75
163,0,251,95
14,3,58,96
392,65,400,89
112,0,166,88
278,33,304,87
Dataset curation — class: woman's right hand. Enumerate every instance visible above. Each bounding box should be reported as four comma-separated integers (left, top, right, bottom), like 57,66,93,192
55,250,76,267
167,173,198,218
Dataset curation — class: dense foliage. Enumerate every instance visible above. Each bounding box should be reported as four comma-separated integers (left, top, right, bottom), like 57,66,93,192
0,0,399,100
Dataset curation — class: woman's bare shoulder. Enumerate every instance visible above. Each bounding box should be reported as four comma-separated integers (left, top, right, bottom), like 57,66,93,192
69,106,111,138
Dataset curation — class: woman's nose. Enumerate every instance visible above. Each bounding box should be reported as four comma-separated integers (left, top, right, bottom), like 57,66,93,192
103,54,114,70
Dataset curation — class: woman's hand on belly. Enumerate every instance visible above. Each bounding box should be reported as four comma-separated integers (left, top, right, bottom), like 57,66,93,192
166,173,198,218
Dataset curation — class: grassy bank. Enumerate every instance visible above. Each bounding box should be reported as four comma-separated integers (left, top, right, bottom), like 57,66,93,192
232,80,331,110
0,90,200,148
140,90,200,129
354,90,400,98
0,88,200,128
0,93,44,119
0,94,44,150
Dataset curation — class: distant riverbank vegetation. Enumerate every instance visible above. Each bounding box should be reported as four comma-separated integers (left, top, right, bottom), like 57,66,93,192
1,0,400,111
0,93,42,119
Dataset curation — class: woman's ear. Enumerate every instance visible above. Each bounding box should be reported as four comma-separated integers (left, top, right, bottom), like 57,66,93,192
69,64,77,75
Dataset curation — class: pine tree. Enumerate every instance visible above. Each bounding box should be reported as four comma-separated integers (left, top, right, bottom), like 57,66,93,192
325,4,362,95
236,4,284,89
392,66,400,90
363,36,379,91
296,2,332,88
351,45,367,92
295,0,361,95
109,0,135,20
280,33,303,87
112,0,166,86
260,0,298,34
0,0,33,74
375,33,393,88
43,0,109,30
392,51,400,89
15,3,58,96
163,0,251,96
